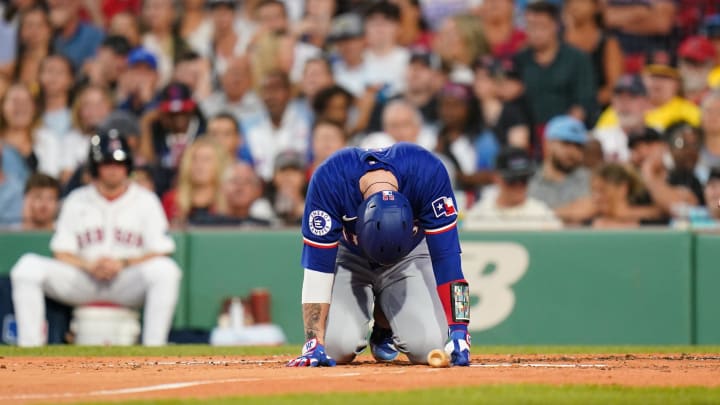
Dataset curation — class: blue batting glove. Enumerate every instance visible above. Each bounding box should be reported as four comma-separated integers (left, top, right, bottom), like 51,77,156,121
287,338,337,367
444,327,471,366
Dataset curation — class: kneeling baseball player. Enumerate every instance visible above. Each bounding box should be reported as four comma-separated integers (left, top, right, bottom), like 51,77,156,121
288,143,471,367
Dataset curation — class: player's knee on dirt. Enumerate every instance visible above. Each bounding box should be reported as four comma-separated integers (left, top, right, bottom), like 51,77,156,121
325,329,367,364
327,349,356,364
10,253,48,284
325,339,364,364
395,329,445,364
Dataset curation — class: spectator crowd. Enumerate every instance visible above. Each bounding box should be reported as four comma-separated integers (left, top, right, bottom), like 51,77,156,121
1,0,720,231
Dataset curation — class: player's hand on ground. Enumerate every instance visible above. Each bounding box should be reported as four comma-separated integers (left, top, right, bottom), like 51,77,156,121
444,327,471,366
287,338,336,367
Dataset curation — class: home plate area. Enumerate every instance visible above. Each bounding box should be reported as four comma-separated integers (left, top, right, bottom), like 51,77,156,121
1,354,719,404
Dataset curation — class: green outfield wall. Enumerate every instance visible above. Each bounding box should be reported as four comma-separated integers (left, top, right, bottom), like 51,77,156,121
694,233,720,344
0,229,715,345
460,231,692,345
183,230,303,338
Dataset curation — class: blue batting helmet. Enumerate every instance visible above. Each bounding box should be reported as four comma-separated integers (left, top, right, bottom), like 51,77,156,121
356,190,416,266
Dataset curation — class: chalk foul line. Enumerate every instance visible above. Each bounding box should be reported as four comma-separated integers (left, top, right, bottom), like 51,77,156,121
0,377,260,401
471,363,608,368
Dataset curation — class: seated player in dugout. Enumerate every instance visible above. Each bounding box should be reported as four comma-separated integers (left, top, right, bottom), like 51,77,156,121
287,142,471,367
10,129,182,346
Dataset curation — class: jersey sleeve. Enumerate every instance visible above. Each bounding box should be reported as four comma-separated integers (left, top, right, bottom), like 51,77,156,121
300,163,343,274
412,151,468,328
141,191,175,255
50,194,80,254
415,155,464,285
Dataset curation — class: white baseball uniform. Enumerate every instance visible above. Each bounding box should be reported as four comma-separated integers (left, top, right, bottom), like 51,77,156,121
10,182,182,346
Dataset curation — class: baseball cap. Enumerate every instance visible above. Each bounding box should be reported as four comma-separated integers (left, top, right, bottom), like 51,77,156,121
206,0,237,8
679,36,717,64
607,0,651,4
127,47,158,70
708,166,720,181
627,127,662,149
327,13,364,42
613,74,647,96
364,1,401,22
158,82,197,114
474,55,520,80
101,35,132,56
99,110,141,138
665,122,700,150
643,64,680,80
409,47,441,70
545,115,587,145
643,48,679,79
274,150,306,172
439,82,473,101
701,14,720,38
496,147,535,181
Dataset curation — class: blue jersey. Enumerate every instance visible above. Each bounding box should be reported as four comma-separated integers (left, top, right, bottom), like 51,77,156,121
301,143,464,286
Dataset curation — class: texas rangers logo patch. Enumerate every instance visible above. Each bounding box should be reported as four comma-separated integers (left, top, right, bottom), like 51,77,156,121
309,210,332,236
432,196,457,218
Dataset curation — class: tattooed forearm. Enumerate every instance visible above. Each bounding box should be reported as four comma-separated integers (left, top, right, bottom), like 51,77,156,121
304,304,321,340
303,303,329,342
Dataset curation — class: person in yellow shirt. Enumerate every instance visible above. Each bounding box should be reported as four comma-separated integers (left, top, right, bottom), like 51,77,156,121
709,67,720,89
595,62,701,130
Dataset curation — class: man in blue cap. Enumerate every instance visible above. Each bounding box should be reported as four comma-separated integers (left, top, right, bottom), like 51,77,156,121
118,48,160,116
528,115,594,224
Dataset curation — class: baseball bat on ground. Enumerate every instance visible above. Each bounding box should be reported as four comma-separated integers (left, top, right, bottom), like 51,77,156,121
427,349,450,368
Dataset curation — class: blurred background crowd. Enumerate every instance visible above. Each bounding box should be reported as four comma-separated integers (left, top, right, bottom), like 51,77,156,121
0,0,719,231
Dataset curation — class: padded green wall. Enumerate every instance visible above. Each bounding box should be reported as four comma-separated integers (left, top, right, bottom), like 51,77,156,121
0,229,712,345
184,230,304,342
694,233,720,344
461,231,692,344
